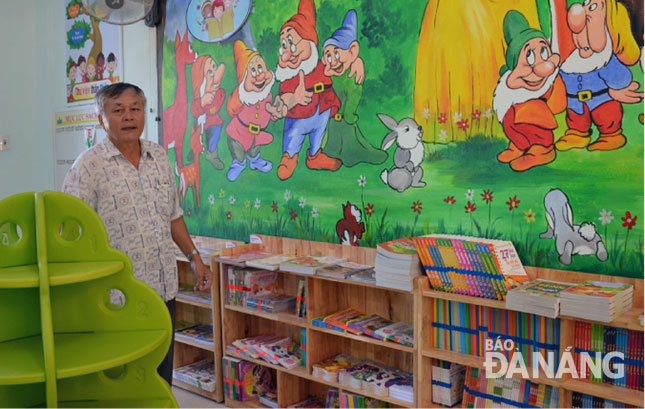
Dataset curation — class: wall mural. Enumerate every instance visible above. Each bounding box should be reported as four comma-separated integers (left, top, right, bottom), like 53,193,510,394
160,0,644,278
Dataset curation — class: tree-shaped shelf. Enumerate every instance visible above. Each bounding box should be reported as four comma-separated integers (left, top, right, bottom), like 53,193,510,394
0,192,178,408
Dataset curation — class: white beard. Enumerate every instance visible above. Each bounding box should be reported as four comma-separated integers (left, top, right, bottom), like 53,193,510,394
197,78,207,129
275,41,318,82
492,69,559,122
561,30,612,74
238,72,275,105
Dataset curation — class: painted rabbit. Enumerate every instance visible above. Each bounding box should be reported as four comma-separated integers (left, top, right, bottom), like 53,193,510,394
377,113,426,193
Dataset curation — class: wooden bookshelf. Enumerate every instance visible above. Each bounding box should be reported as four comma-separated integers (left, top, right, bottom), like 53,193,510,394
172,236,242,403
417,270,644,408
218,235,418,408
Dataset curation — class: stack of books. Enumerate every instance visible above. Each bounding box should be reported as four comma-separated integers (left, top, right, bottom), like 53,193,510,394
506,279,577,319
279,255,347,275
246,253,295,270
560,281,634,323
227,334,301,369
224,267,277,307
315,261,374,279
374,238,422,291
347,268,377,284
245,293,296,313
177,283,212,302
413,234,529,300
387,375,413,403
175,323,213,345
216,249,274,267
431,361,465,407
222,356,276,402
172,360,217,392
312,354,359,382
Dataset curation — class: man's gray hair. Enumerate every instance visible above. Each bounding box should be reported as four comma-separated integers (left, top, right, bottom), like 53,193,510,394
94,82,147,115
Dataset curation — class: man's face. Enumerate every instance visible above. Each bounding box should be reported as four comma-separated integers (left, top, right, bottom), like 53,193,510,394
278,27,312,69
98,88,145,145
568,0,607,58
243,55,273,93
507,37,560,91
204,57,225,92
68,66,77,81
87,63,96,79
322,44,357,77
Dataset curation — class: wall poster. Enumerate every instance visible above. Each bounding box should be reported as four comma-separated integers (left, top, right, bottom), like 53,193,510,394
160,0,644,278
65,0,122,104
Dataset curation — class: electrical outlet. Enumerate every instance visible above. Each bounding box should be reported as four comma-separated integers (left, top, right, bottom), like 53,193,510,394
0,135,7,151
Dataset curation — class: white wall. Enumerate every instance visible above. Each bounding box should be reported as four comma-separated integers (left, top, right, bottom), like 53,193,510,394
0,0,159,200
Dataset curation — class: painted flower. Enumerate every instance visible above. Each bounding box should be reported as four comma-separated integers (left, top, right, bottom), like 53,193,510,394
228,195,236,205
311,207,319,218
453,112,462,123
438,113,448,124
411,200,423,214
621,211,637,230
524,209,536,223
208,194,215,206
472,109,481,121
506,195,520,211
357,175,366,187
254,198,261,209
481,189,493,204
443,195,456,205
423,107,431,119
465,201,477,213
598,209,614,225
226,211,232,220
271,201,278,213
365,203,374,216
465,189,474,201
299,197,306,208
438,129,448,142
289,209,298,221
244,200,251,208
483,108,493,119
219,188,225,198
457,119,469,131
284,189,291,201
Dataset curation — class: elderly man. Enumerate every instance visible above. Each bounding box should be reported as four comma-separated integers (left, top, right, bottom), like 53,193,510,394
62,82,212,386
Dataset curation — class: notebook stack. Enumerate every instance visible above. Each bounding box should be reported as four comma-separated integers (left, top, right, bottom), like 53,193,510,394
374,238,422,291
431,361,465,407
279,255,347,275
560,281,634,323
506,279,577,319
172,360,217,392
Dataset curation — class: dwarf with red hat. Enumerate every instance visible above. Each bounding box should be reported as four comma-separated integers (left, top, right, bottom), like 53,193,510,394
225,40,286,181
191,55,226,170
275,0,363,180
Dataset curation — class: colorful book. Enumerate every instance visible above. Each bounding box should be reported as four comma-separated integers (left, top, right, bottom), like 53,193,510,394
245,253,296,271
375,321,414,347
217,250,274,267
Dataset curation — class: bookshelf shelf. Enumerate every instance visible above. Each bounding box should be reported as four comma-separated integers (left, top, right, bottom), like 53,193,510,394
309,325,415,353
0,335,45,384
560,307,644,332
564,379,644,407
422,288,507,309
172,236,243,404
224,304,309,328
175,293,212,309
219,235,418,407
225,397,268,408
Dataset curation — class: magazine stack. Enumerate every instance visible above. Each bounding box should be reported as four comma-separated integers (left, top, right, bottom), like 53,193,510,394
506,279,577,319
560,281,634,323
374,238,422,291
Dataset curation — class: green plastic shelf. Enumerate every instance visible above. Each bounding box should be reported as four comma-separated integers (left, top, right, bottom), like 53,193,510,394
0,191,178,408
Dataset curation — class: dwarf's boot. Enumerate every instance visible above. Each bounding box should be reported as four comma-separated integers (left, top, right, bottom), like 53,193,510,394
206,149,224,170
497,142,524,163
639,113,644,124
555,129,591,151
510,144,556,172
306,149,341,171
226,158,247,182
248,153,273,173
587,129,626,151
277,152,298,180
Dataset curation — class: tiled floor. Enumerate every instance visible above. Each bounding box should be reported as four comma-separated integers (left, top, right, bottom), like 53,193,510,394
172,386,228,408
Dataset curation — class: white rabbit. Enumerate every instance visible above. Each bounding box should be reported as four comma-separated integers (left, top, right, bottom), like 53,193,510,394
377,113,426,193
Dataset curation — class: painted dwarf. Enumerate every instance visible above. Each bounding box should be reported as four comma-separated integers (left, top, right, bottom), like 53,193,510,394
275,0,344,180
190,55,226,169
493,10,566,172
225,40,286,181
555,0,642,152
321,9,386,167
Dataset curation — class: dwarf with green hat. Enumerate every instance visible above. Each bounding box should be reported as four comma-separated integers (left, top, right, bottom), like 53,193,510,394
492,10,565,172
321,9,386,167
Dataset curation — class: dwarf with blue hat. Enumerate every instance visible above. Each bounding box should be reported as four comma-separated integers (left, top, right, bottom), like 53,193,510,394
321,9,386,167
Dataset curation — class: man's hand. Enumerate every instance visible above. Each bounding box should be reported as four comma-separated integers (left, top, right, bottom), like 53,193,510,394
348,57,365,85
266,95,287,120
201,92,215,107
283,70,313,110
609,81,644,104
191,257,212,291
